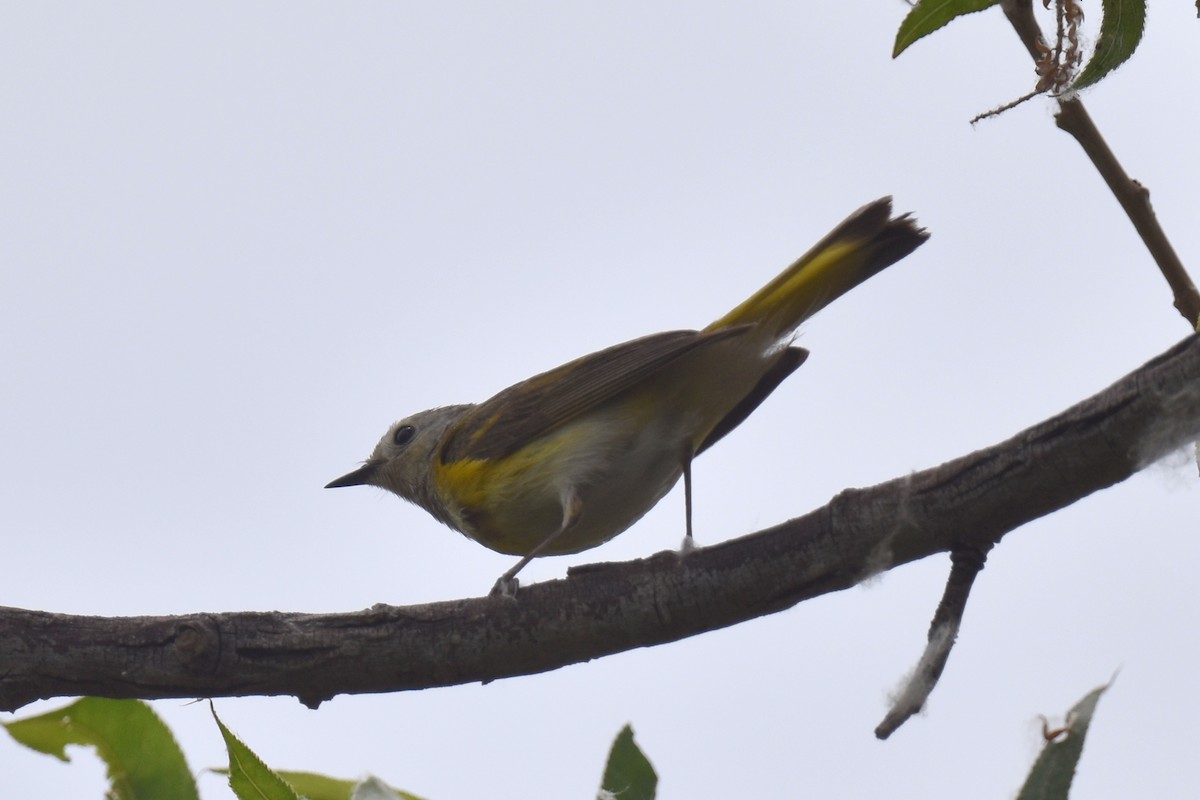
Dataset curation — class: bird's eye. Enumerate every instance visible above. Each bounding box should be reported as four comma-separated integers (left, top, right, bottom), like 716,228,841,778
392,424,416,447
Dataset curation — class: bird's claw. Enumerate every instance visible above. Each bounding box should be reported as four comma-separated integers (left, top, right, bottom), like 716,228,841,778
490,575,520,598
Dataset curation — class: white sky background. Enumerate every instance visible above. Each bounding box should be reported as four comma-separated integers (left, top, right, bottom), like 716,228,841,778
3,2,1198,798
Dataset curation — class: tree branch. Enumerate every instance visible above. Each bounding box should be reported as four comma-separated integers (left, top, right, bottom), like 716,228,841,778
3,334,1200,714
875,543,993,739
1001,0,1200,327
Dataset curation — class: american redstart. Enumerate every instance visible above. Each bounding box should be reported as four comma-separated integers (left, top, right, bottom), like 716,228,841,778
328,197,927,593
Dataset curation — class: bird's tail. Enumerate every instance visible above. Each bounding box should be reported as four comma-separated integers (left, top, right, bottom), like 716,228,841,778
706,197,928,338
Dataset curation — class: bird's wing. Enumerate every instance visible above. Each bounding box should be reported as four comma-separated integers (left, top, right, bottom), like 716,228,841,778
440,326,752,463
695,345,808,456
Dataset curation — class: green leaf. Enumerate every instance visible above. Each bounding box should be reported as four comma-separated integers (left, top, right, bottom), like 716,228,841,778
1016,680,1112,800
211,703,303,800
1071,0,1146,90
271,771,357,800
598,724,657,800
274,771,426,800
2,697,198,800
893,0,1003,57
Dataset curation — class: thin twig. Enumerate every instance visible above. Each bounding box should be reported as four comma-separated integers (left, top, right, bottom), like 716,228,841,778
875,543,993,739
1000,0,1200,327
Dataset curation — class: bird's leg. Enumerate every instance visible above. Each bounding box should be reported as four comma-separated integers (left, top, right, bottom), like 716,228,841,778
491,489,584,598
679,446,696,554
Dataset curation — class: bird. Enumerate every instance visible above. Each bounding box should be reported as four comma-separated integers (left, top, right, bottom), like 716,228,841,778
327,197,928,594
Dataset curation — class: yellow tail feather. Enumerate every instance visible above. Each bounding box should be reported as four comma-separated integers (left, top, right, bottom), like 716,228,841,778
706,197,928,337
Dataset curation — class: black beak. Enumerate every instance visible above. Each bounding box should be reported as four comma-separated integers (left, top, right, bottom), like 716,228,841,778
325,462,379,489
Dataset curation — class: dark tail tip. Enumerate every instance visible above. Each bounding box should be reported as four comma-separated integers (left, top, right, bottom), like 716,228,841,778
839,196,930,280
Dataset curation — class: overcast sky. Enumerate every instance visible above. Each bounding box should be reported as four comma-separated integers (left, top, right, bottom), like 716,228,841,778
3,3,1199,798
